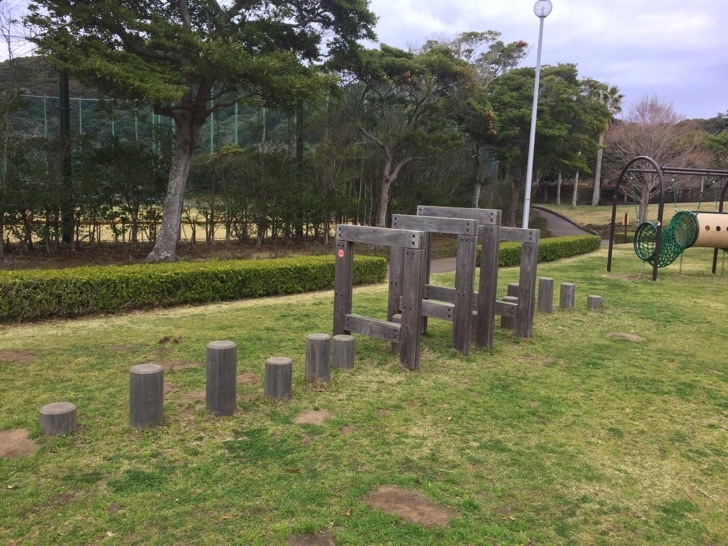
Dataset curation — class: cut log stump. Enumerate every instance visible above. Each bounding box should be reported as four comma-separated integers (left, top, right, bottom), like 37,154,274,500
206,340,237,416
560,283,576,309
332,335,355,369
305,333,331,383
39,402,77,436
264,357,293,400
587,295,603,310
538,277,554,313
129,363,164,428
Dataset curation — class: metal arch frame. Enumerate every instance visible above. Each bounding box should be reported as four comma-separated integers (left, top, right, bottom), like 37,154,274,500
606,156,728,281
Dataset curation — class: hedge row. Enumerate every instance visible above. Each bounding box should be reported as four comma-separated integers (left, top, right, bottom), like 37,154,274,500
0,255,387,323
487,235,602,267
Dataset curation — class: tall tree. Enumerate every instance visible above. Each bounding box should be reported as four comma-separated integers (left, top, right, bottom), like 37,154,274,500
341,44,470,227
604,95,705,222
583,80,623,206
28,0,376,261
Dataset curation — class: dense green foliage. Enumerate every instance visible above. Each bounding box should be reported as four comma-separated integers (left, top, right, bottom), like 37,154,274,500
0,255,386,322
488,234,602,267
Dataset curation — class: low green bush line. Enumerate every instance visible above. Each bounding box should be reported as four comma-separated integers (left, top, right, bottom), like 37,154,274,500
0,255,387,323
479,234,602,267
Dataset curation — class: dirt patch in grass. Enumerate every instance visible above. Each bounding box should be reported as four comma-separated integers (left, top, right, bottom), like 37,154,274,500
367,485,455,527
287,532,335,546
237,372,260,386
180,390,206,404
158,361,201,372
0,350,37,364
607,332,646,343
0,429,39,458
294,410,331,426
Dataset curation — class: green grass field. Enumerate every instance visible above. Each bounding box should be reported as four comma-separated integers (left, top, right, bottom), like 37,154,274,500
1,243,727,545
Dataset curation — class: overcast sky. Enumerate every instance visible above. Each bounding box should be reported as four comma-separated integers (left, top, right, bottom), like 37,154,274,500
367,0,728,120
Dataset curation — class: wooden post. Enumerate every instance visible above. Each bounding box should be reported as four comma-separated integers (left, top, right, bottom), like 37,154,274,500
129,363,164,428
333,237,353,336
587,295,603,310
476,223,500,348
264,357,293,400
516,241,538,338
400,247,424,370
306,333,331,382
538,277,554,313
452,234,477,354
500,296,518,329
332,334,355,369
206,340,237,416
507,283,520,297
560,283,576,309
39,402,77,436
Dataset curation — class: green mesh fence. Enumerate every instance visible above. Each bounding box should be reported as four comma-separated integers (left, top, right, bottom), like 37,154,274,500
633,211,700,268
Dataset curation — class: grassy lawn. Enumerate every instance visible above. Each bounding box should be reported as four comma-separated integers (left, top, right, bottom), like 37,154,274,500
1,244,727,544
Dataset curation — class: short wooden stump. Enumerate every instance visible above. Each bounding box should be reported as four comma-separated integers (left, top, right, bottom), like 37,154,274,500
129,363,164,429
206,340,237,416
332,334,355,369
538,277,554,313
560,283,576,309
501,296,518,330
265,357,293,400
39,402,77,436
587,295,603,310
305,333,331,383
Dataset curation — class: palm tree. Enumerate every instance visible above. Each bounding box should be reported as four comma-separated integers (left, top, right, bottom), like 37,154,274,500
588,83,623,206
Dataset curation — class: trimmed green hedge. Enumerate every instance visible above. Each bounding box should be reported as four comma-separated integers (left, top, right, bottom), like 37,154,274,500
481,235,602,268
0,255,387,323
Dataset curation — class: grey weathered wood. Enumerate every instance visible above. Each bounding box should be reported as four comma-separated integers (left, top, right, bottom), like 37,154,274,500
516,241,538,338
264,357,293,400
333,238,353,336
421,300,454,321
452,233,477,354
392,214,478,235
336,225,424,249
305,333,331,383
587,295,603,310
388,246,404,320
499,227,540,244
424,284,457,304
500,296,519,329
507,283,520,297
495,300,518,318
417,205,500,226
475,223,500,348
399,247,424,370
39,402,77,436
129,363,163,428
560,283,576,309
538,277,554,313
206,340,237,416
332,335,355,369
345,314,401,341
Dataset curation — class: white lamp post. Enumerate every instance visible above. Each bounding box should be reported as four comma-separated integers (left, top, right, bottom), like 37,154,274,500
522,0,552,229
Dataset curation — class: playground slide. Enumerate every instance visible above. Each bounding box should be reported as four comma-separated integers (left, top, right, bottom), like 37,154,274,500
634,211,728,267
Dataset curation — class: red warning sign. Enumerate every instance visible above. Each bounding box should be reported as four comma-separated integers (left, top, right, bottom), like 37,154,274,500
337,249,345,258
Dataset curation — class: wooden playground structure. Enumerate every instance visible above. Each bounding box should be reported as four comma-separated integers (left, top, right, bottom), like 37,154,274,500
333,206,540,369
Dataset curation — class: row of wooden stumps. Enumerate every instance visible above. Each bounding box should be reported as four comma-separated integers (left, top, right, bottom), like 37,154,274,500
536,278,603,313
38,334,356,435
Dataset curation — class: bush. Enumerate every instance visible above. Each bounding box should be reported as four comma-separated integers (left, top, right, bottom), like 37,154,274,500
0,255,387,323
479,235,602,267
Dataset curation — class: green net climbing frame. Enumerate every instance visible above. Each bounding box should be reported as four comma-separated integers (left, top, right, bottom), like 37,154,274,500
633,211,700,268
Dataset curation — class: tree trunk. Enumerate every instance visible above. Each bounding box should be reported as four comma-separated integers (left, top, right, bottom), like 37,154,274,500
145,109,205,262
376,175,393,228
556,171,562,205
509,178,521,227
470,145,482,208
571,169,580,208
591,132,605,206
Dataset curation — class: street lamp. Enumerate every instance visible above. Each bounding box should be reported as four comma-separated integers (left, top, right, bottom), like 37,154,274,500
522,0,553,229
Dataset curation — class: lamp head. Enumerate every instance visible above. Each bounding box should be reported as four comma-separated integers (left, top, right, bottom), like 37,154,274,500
534,0,553,18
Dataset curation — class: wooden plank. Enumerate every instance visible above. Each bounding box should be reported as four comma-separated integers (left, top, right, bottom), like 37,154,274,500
475,223,500,348
452,233,477,354
345,314,401,342
499,227,540,244
392,214,478,235
516,241,538,338
336,225,424,249
417,205,500,226
421,300,454,321
333,238,353,335
399,248,424,370
424,284,456,303
495,300,518,318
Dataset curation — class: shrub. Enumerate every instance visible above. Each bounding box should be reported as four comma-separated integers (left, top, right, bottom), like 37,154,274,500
479,235,602,267
0,255,387,323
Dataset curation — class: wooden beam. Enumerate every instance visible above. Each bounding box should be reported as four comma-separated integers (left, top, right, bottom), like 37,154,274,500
336,225,424,248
